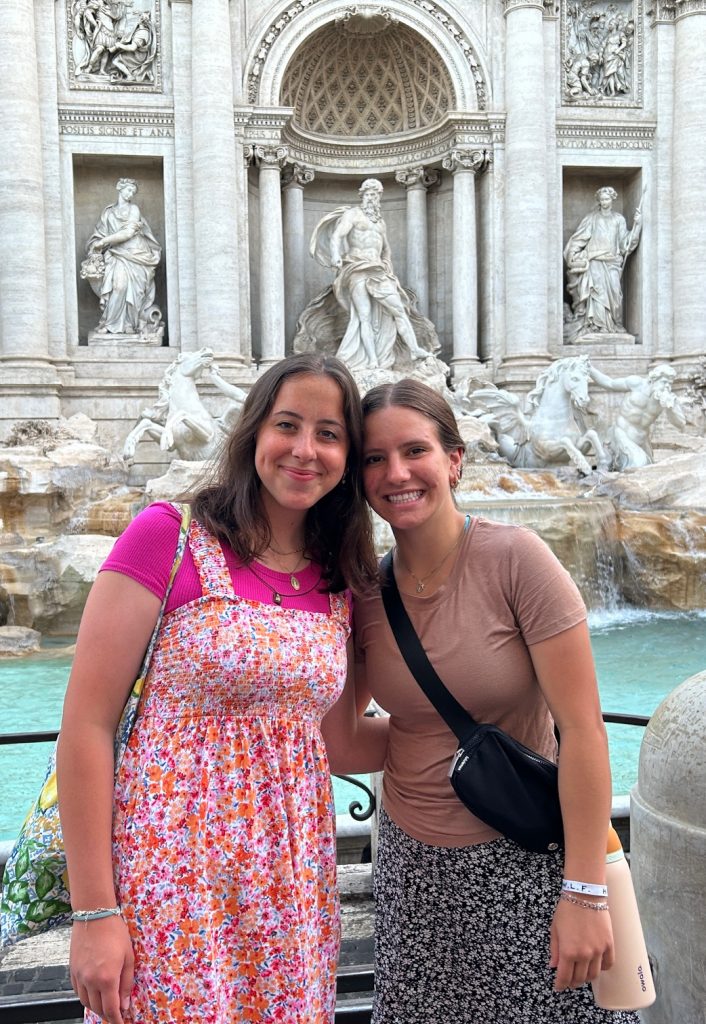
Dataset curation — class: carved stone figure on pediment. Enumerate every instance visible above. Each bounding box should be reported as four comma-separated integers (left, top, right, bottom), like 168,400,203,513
81,178,164,343
589,363,689,470
563,186,643,343
71,1,158,85
293,179,439,372
123,349,246,464
563,0,636,102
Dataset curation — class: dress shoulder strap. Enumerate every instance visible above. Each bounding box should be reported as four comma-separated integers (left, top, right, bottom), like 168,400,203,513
188,519,235,597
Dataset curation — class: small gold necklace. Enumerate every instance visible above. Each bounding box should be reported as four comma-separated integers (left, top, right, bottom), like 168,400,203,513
263,547,307,590
395,518,468,594
247,561,322,606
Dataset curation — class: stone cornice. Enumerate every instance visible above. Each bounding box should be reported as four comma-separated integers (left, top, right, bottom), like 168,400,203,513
58,106,174,138
556,120,656,149
275,111,498,174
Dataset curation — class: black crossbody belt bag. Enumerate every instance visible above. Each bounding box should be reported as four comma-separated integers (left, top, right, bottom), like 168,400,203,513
380,552,564,854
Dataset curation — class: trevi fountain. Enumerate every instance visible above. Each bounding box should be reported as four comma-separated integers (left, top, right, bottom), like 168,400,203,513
0,1,705,1021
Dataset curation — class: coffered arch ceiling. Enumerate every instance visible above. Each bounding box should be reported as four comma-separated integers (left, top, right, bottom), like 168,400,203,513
280,16,456,138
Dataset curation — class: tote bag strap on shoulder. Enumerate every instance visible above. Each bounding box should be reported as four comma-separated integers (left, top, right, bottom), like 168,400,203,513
379,550,477,743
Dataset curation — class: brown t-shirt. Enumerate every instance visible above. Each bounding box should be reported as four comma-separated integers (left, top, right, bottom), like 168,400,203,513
354,517,587,847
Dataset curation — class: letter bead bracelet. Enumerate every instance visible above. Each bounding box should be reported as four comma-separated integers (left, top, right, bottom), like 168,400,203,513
71,906,122,922
562,879,608,898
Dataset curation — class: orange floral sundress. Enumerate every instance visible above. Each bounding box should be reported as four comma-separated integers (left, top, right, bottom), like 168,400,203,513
89,521,350,1024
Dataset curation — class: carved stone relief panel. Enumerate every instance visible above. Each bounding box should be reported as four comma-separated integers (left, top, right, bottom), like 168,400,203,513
561,0,642,107
68,0,162,92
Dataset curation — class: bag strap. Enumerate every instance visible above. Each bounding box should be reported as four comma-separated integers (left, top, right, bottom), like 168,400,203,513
114,502,191,767
380,550,478,743
136,502,192,679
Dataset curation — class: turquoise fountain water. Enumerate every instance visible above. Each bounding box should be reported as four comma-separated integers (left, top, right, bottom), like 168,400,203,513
2,610,705,843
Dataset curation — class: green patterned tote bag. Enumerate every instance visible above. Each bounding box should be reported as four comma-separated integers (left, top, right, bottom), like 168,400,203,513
0,503,191,946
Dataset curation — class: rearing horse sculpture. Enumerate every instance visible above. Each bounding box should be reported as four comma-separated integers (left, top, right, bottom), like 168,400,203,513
470,356,609,475
123,348,246,464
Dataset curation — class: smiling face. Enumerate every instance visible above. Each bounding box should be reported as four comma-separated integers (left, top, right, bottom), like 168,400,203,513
254,373,349,525
362,405,463,533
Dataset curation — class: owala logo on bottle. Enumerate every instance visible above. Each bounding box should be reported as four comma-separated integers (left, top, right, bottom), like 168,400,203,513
637,965,647,993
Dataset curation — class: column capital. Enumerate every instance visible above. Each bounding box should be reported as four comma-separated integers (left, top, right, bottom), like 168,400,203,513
502,0,546,14
442,149,490,174
282,163,315,189
394,166,439,190
249,144,289,169
674,0,706,17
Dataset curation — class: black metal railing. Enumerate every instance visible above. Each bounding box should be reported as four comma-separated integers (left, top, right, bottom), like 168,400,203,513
0,968,375,1024
0,730,378,823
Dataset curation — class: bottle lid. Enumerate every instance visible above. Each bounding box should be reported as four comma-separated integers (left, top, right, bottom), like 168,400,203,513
606,825,623,855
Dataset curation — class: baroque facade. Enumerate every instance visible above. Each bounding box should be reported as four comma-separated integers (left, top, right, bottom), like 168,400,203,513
0,0,704,476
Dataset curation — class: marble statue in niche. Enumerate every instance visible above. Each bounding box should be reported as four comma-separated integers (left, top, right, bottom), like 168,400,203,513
563,186,643,343
588,363,688,470
563,1,635,101
81,178,164,343
294,179,439,371
72,1,157,85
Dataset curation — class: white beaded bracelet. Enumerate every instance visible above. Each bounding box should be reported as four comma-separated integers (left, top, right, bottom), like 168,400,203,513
71,906,122,922
562,879,608,898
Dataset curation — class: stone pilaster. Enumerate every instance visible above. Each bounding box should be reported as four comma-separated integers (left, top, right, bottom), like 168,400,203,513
501,0,550,381
282,164,315,345
671,0,706,372
394,167,438,317
170,0,197,351
0,0,58,426
441,150,486,376
191,0,242,359
254,146,288,366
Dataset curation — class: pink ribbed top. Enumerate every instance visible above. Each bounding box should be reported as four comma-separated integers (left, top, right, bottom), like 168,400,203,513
100,501,343,616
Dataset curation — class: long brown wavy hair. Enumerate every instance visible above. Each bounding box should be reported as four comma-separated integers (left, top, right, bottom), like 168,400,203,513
191,354,377,594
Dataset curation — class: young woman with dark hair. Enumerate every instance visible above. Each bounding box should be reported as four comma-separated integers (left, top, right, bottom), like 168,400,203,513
57,354,384,1024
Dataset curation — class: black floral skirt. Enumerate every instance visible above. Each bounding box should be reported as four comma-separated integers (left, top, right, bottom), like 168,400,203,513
372,809,641,1024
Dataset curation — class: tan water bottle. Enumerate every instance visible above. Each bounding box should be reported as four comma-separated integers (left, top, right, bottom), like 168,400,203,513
591,826,656,1010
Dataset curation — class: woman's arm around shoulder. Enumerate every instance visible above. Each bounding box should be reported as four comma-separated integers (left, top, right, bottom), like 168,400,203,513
57,571,163,1024
321,639,389,774
528,620,614,993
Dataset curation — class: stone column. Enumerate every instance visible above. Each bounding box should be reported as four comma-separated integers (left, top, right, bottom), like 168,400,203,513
255,146,288,366
672,0,706,371
191,0,241,359
0,0,50,369
441,150,486,376
394,166,438,316
35,0,67,363
502,0,550,379
170,0,196,351
282,164,315,345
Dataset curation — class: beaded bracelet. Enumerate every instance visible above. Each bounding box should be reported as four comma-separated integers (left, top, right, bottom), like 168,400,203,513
559,891,609,912
562,879,608,898
71,906,122,922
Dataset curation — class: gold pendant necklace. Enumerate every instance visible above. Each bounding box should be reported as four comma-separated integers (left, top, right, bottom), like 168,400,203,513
263,545,306,591
247,562,322,605
396,517,469,594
